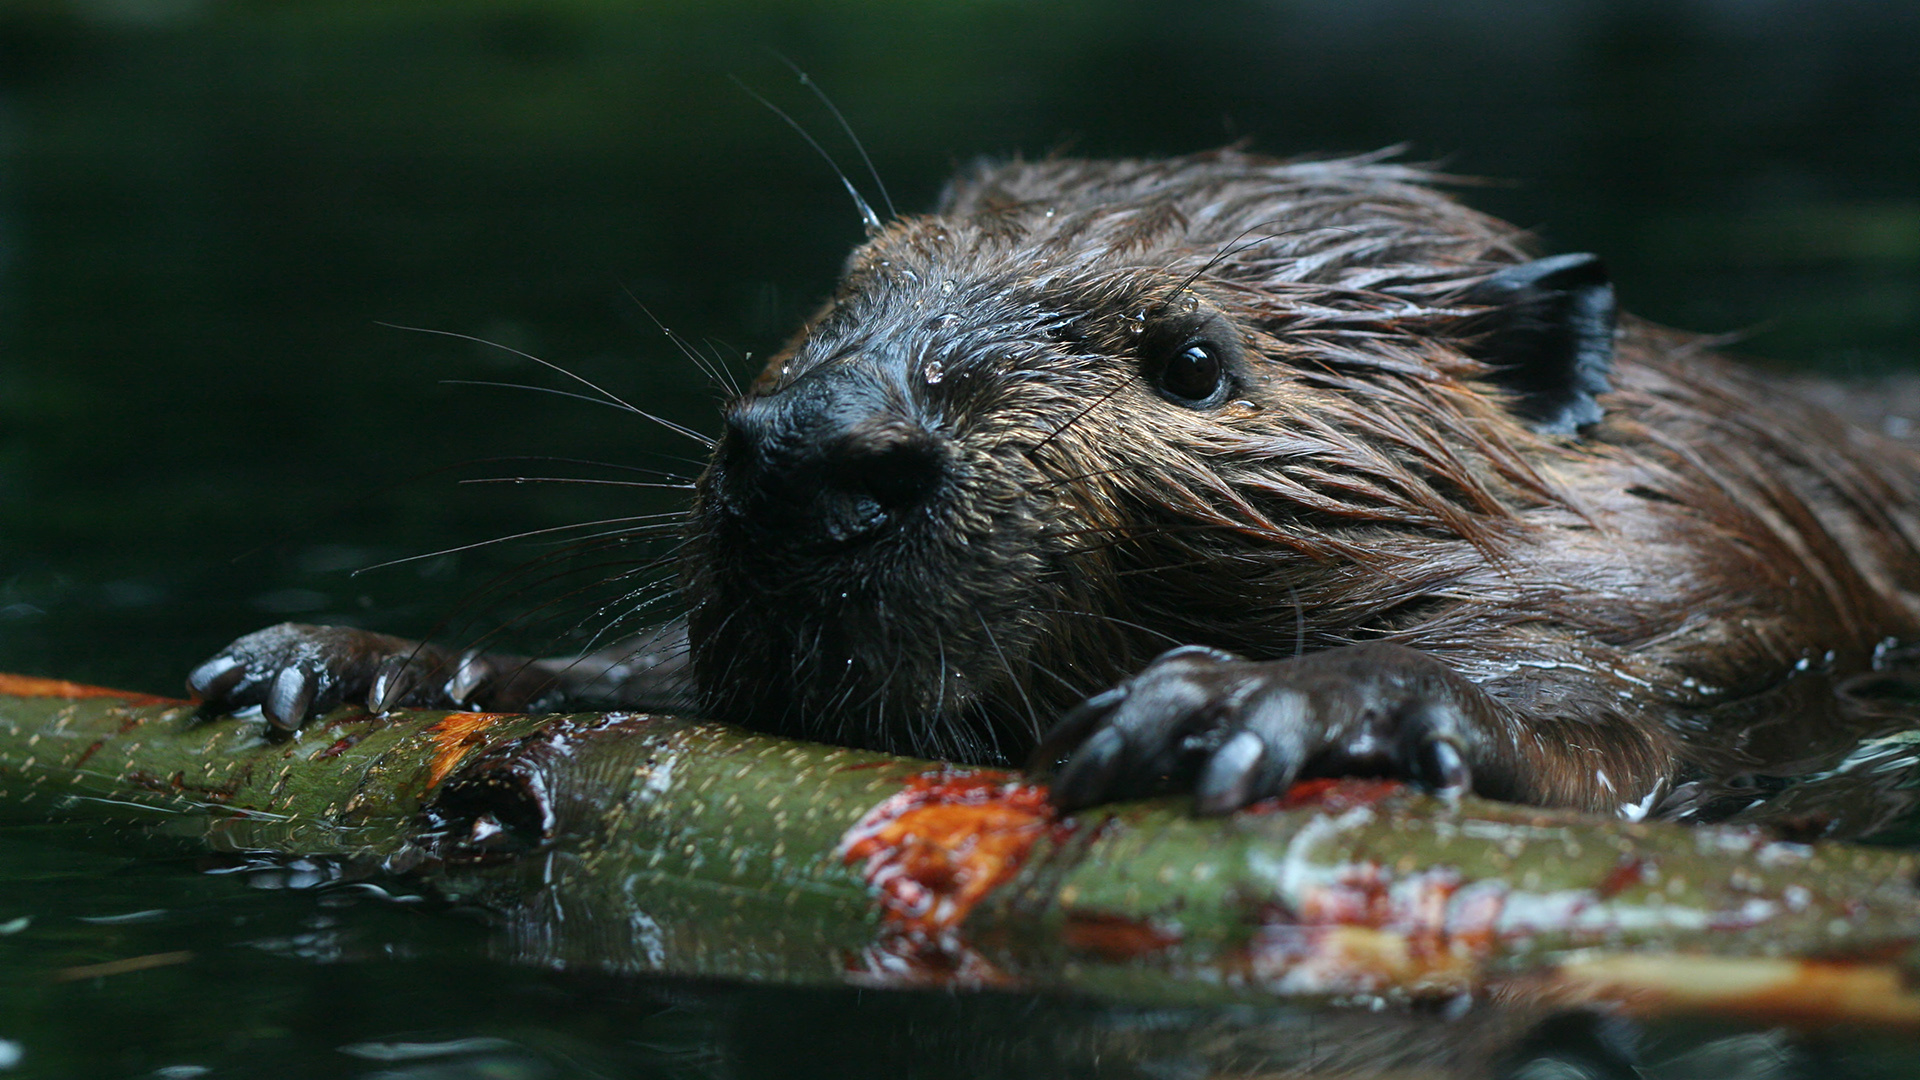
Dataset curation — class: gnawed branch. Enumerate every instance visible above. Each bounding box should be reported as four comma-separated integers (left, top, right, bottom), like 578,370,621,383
3,672,1919,1028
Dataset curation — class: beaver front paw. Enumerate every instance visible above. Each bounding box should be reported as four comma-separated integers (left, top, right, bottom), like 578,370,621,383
187,622,507,731
1032,642,1488,814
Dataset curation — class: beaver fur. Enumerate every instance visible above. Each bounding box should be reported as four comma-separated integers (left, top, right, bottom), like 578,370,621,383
190,149,1920,822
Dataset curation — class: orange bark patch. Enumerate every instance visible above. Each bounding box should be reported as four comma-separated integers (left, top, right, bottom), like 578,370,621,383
313,733,364,760
1061,911,1184,960
839,770,1056,935
1247,777,1406,814
424,713,516,789
1595,855,1650,899
1552,954,1920,1027
1246,924,1482,996
0,673,184,706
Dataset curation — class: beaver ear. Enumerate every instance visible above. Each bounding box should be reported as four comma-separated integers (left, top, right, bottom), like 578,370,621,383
1464,253,1616,435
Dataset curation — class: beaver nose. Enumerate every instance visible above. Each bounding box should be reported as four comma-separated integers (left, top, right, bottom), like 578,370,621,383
717,366,947,542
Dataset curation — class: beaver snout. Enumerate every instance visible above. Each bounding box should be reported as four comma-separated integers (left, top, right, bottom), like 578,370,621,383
714,364,949,545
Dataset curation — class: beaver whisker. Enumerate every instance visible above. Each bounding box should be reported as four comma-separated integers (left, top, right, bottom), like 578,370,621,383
728,75,882,233
606,573,685,608
1041,521,1235,544
1029,464,1147,490
448,567,675,660
673,345,735,403
459,454,698,485
795,619,830,695
379,322,714,448
818,671,864,748
869,687,892,756
577,576,681,637
618,282,747,402
931,628,948,723
1284,580,1309,660
977,611,1043,743
1048,518,1280,557
459,476,697,492
443,379,677,418
469,562,680,640
1155,218,1337,304
1024,381,1131,462
526,517,688,549
350,514,686,576
692,338,747,401
1020,654,1099,704
355,536,681,673
768,52,897,223
489,554,676,617
1024,606,1187,650
1108,557,1253,581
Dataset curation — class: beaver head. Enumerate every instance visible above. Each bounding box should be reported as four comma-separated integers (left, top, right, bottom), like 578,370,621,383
681,150,1618,764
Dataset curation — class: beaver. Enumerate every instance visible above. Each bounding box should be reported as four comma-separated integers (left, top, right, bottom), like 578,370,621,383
187,149,1920,823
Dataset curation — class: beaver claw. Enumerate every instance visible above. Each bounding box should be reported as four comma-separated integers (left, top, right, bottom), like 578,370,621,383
1032,642,1484,814
188,623,483,730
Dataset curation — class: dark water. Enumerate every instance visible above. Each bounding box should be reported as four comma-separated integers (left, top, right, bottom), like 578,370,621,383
2,2,1919,1076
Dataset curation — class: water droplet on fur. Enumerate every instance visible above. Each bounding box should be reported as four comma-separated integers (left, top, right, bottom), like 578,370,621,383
924,360,945,384
940,279,957,296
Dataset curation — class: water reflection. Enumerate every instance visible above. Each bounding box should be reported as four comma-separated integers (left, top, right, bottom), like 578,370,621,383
1663,645,1920,840
8,836,1913,1080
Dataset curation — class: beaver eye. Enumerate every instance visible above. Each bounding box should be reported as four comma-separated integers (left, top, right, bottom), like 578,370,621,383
1157,340,1227,406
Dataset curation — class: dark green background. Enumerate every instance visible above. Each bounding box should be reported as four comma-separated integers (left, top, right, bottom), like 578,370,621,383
1,1,1917,1076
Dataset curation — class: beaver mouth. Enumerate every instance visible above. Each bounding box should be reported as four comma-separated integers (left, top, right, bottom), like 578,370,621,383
681,451,1068,763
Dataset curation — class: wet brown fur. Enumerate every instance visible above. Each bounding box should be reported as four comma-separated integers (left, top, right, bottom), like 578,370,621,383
682,149,1920,814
